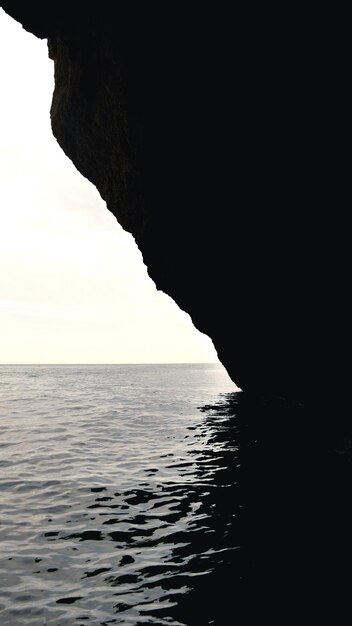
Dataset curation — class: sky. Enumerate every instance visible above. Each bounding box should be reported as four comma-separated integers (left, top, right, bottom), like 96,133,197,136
0,9,219,364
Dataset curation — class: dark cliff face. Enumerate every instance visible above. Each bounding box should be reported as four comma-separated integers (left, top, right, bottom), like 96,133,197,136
1,4,348,406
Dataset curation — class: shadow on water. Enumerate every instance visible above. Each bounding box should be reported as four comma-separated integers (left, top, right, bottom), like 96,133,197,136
141,391,352,624
197,392,352,622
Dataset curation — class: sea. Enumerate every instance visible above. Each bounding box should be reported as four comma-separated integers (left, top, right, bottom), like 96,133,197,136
1,364,351,625
0,363,242,626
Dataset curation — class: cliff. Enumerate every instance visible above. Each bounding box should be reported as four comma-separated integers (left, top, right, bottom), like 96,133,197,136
1,4,348,408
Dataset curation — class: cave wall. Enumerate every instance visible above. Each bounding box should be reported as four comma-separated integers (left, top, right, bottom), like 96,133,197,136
1,4,347,405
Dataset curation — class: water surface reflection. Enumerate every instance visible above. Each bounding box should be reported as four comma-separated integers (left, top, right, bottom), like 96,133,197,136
1,379,351,624
199,391,352,621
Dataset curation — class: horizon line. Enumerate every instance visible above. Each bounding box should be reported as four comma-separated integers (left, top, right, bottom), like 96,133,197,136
0,362,220,366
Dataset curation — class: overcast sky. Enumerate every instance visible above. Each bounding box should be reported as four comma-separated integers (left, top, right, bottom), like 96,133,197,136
0,9,219,364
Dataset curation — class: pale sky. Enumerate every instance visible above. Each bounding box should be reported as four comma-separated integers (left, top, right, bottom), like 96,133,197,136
0,9,219,364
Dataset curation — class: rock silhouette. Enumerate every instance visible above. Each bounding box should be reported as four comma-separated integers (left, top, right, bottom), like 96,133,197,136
0,4,348,413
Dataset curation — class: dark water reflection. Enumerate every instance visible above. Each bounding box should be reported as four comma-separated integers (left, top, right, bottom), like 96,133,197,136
199,392,352,622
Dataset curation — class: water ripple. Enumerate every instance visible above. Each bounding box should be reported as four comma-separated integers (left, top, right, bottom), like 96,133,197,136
0,364,241,625
3,365,349,623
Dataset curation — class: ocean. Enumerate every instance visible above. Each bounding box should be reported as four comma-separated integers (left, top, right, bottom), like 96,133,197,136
0,364,244,626
1,364,351,624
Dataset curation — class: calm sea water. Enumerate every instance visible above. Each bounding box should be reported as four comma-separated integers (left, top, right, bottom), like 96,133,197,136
1,364,352,624
0,364,246,626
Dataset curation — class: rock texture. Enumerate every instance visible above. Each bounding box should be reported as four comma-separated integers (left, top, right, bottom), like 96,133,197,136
1,4,348,408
